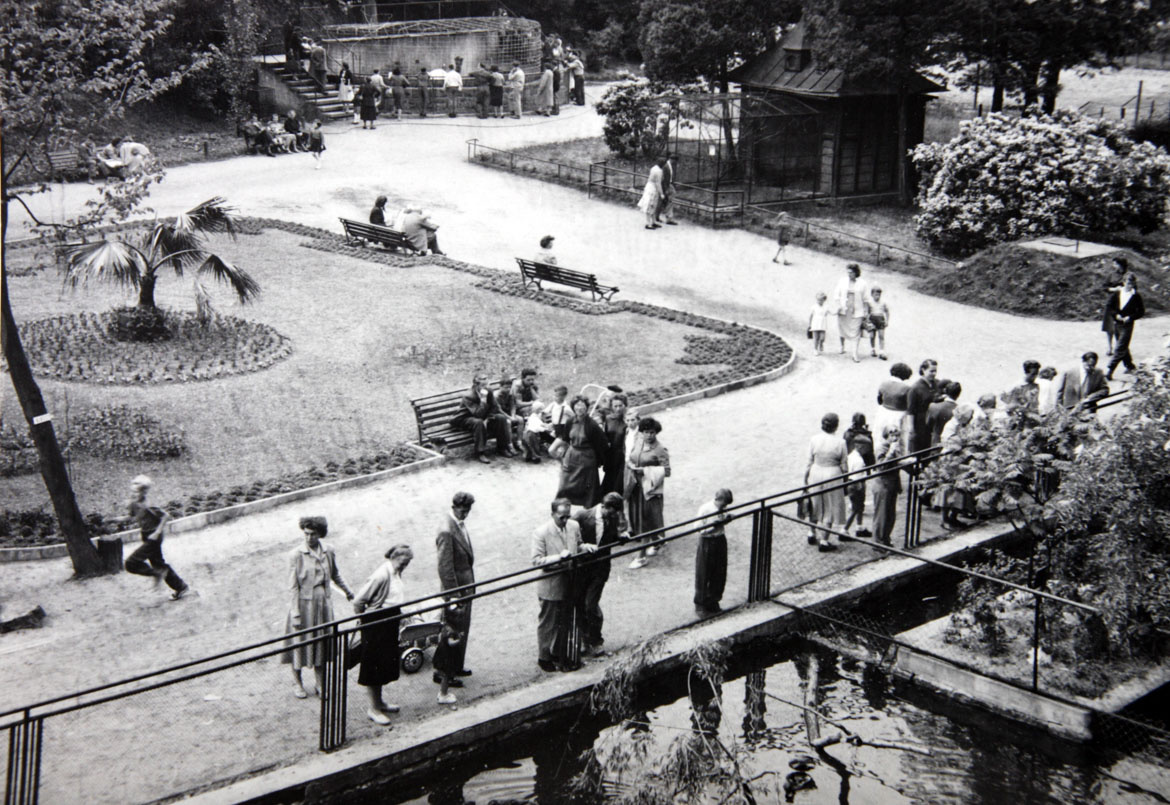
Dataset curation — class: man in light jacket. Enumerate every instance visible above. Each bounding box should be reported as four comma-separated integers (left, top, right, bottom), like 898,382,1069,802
531,498,596,672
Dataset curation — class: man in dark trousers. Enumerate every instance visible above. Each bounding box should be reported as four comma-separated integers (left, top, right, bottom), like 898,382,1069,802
906,359,939,453
694,488,733,617
532,498,595,672
125,475,188,600
1105,272,1145,380
434,491,477,704
571,492,629,655
451,372,514,463
416,65,431,117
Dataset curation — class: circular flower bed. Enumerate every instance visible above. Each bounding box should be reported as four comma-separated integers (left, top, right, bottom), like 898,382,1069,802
17,310,293,384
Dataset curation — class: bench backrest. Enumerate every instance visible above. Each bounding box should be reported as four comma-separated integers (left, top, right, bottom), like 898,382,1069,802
339,217,408,242
411,381,504,444
516,259,598,288
48,149,80,171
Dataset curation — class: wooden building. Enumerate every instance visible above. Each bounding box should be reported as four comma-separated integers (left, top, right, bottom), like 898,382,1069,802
729,22,943,202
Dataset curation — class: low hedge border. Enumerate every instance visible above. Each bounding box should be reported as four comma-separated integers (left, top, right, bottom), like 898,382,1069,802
0,217,795,559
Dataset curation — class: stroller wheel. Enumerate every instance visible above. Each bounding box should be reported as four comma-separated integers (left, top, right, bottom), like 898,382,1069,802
401,647,425,674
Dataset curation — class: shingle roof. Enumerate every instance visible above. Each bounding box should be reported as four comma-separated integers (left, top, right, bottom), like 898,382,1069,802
729,22,944,97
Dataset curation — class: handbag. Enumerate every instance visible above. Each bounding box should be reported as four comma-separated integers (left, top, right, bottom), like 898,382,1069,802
806,328,813,340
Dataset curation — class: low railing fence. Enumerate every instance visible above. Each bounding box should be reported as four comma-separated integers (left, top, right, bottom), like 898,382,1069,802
0,443,1041,805
466,138,591,185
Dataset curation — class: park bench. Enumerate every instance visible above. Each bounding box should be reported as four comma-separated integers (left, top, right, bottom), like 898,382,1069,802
339,218,418,253
515,258,619,302
410,382,503,452
48,148,82,181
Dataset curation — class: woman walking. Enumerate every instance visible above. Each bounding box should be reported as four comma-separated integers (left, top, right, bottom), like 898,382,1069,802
1100,256,1129,355
306,120,325,169
637,158,666,230
284,516,353,699
626,417,670,568
351,544,413,726
804,413,849,552
556,395,609,507
832,263,871,362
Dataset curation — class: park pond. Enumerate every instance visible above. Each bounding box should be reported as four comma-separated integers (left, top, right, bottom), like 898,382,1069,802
393,639,1170,804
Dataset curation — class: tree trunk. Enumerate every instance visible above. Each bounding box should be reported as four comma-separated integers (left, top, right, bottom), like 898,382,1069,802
1040,60,1062,114
991,79,1004,113
1,187,105,577
896,82,910,206
137,272,157,309
1021,61,1041,111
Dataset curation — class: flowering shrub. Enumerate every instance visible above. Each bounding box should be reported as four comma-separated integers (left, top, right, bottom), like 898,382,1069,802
912,111,1170,256
594,80,675,158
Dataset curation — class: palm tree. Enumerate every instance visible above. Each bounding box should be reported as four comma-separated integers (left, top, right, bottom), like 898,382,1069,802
63,197,260,329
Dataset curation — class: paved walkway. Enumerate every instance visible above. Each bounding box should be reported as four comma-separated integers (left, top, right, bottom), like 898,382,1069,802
3,98,1168,803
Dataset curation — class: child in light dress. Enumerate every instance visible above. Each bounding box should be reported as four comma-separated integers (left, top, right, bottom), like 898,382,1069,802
808,292,830,354
868,286,890,360
522,400,554,462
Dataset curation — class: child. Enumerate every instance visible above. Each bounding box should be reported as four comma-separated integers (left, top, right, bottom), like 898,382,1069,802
772,211,792,265
522,401,554,462
808,292,830,354
307,120,325,169
1036,366,1058,414
868,286,889,360
545,385,571,440
844,443,868,538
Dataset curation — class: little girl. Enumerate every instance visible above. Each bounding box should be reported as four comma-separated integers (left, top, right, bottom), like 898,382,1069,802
808,292,830,354
307,120,325,169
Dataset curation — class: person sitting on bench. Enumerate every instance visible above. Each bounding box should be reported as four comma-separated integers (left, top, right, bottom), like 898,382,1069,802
96,138,127,176
451,372,515,464
370,195,389,225
400,206,444,255
535,234,557,265
283,109,308,151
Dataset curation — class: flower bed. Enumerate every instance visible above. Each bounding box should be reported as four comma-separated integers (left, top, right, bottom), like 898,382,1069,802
16,309,293,384
0,444,426,548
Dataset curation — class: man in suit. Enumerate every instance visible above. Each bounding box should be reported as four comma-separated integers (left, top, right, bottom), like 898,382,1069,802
571,492,629,655
400,207,443,255
906,359,939,453
656,151,678,225
1106,272,1145,380
451,372,514,463
1058,352,1110,412
532,498,596,672
434,491,476,704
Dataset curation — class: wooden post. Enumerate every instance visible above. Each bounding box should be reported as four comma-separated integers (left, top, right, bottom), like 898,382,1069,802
1136,80,1143,122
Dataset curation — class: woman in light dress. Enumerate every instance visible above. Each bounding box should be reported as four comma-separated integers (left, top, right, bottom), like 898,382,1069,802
626,416,670,568
804,413,849,552
637,157,666,230
283,516,353,699
832,263,871,362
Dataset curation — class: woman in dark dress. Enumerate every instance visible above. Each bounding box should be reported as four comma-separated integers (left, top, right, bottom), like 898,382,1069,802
598,393,628,496
351,544,412,726
557,395,609,506
359,77,381,129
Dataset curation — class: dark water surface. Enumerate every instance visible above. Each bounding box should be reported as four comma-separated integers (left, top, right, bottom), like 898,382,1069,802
397,640,1170,805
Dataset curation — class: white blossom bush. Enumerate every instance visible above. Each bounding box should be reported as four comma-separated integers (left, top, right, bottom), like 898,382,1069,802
912,111,1170,257
594,79,674,158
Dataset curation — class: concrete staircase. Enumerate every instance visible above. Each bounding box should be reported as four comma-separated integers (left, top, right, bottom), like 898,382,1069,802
270,65,351,121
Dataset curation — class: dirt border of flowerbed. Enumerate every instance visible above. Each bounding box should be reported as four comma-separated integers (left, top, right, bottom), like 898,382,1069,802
1,217,796,561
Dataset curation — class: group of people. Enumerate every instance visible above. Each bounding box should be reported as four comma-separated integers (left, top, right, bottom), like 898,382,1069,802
242,110,326,166
807,263,891,362
77,137,153,181
367,196,444,255
802,338,1130,552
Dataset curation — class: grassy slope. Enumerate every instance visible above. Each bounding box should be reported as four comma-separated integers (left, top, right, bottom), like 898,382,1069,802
1,228,720,516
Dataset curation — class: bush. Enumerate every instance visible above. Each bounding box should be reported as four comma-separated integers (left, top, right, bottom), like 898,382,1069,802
109,305,172,342
1131,117,1170,151
67,405,186,460
594,80,673,158
912,111,1170,257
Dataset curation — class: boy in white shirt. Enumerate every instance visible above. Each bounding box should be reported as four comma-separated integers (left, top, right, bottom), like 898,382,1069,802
545,385,571,440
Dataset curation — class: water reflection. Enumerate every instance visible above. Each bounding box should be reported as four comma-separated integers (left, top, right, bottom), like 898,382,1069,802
403,642,1170,804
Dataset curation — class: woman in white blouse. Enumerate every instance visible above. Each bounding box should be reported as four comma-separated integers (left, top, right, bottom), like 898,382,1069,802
832,263,871,363
352,544,414,726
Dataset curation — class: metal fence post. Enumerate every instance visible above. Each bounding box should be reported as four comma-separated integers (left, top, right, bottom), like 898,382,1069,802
903,464,923,549
1031,594,1042,692
319,625,348,752
5,711,43,805
747,504,773,602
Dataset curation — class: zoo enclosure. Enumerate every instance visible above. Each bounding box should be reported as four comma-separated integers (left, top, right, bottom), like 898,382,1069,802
2,433,1156,804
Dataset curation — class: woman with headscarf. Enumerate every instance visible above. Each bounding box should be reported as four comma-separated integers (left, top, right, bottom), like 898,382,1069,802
804,413,849,552
556,395,609,507
284,516,353,699
832,263,871,363
351,544,413,726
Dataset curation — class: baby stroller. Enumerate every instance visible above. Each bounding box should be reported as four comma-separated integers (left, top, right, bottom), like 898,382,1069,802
398,600,444,673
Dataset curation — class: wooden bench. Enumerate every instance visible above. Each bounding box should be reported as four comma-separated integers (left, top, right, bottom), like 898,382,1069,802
48,148,81,181
410,382,503,452
515,258,619,302
339,218,418,252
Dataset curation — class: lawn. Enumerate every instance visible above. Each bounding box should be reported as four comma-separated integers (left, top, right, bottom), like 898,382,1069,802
0,226,726,521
